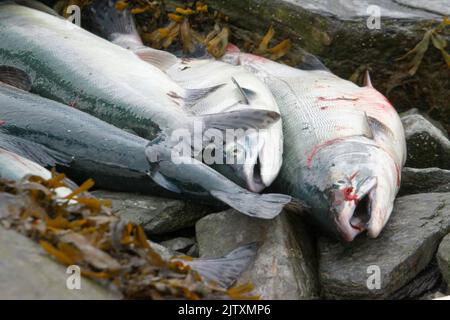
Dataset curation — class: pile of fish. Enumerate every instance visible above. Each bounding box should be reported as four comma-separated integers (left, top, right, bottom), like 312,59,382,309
0,0,406,253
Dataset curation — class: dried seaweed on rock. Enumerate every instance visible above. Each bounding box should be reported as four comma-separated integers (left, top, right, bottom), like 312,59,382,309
0,175,257,300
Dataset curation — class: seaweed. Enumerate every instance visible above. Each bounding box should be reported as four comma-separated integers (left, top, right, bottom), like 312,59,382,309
0,174,257,300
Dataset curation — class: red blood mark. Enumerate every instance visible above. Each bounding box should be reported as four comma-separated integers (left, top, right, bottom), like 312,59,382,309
0,120,5,126
343,187,359,202
349,171,359,182
225,43,241,53
306,138,342,167
317,96,358,102
395,163,401,187
351,223,364,231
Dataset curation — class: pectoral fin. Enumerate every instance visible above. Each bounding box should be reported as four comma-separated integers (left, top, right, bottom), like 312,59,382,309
0,66,32,91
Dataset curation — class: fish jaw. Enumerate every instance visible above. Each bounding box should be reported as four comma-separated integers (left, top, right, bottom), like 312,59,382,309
258,123,283,187
328,155,399,241
237,132,266,193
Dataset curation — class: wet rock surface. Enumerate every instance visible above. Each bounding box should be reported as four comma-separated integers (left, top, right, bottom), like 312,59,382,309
437,233,450,286
196,209,319,299
92,190,213,235
401,112,450,169
319,192,450,299
0,227,121,300
400,167,450,196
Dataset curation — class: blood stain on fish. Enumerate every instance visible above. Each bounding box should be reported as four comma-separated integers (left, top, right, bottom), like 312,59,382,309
306,138,343,167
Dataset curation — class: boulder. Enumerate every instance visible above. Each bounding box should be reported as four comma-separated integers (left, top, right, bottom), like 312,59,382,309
160,237,195,253
319,192,450,299
92,190,213,235
0,227,121,300
437,233,450,286
401,112,450,169
196,209,319,299
400,167,450,196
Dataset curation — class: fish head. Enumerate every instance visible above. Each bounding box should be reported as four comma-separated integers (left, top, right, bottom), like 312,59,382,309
311,139,399,242
224,130,266,193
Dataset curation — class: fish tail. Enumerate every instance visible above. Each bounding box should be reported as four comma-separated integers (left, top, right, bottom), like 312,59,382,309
177,243,258,288
83,0,140,43
83,0,178,71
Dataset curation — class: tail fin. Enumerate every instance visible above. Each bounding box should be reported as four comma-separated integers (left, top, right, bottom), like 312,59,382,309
210,190,290,219
145,144,291,219
83,0,138,41
178,243,258,288
83,0,178,71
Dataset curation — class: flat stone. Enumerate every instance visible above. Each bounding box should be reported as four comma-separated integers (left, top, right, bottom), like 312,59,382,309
319,192,450,299
0,226,121,300
285,0,442,20
401,113,450,169
160,237,195,253
196,210,319,299
437,233,450,286
92,190,213,235
400,167,450,196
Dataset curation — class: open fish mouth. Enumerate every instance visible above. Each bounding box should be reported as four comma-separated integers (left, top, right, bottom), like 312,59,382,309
333,176,381,242
243,158,266,193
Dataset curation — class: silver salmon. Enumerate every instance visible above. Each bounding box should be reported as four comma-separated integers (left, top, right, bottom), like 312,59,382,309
225,50,406,241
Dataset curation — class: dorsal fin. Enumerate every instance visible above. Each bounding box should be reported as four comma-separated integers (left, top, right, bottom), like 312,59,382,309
0,66,32,91
231,77,257,105
133,47,179,72
363,70,373,88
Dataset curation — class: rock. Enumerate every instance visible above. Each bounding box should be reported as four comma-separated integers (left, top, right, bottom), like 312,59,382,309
319,192,450,299
0,226,121,300
437,233,450,286
401,112,450,169
91,190,213,235
389,259,442,299
400,167,450,196
201,0,450,133
160,237,195,253
196,210,319,299
187,243,199,257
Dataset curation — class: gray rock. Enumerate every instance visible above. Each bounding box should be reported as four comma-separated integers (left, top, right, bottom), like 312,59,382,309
160,237,195,253
319,192,450,299
389,260,442,299
286,0,443,19
196,210,319,299
437,233,450,286
400,167,450,196
0,227,121,300
92,190,213,235
401,113,450,169
187,243,199,257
